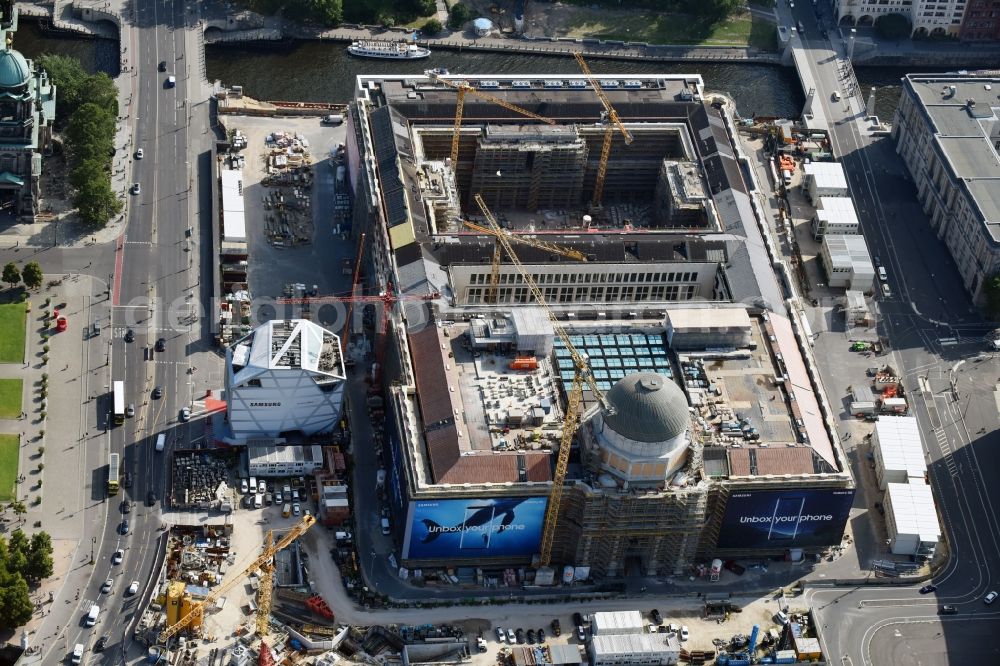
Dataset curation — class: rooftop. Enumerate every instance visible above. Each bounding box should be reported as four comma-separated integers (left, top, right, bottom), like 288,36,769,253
886,481,942,542
803,161,848,190
874,416,926,478
247,443,324,466
904,74,1000,240
823,234,874,273
815,196,860,227
230,319,344,379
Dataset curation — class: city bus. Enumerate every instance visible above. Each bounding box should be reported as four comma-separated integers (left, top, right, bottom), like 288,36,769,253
108,453,120,496
113,380,125,425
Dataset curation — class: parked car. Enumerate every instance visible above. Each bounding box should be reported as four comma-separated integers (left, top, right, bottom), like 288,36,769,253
550,619,561,636
576,626,586,642
292,502,301,516
506,628,515,644
650,608,662,625
495,627,505,642
526,629,536,644
680,626,689,641
572,612,584,627
919,584,938,594
515,628,525,644
537,628,546,643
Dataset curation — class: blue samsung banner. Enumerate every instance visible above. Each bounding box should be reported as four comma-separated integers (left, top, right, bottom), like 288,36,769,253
403,497,547,560
718,488,854,549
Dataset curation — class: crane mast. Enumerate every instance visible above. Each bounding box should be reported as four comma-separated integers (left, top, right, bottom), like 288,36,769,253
462,220,588,305
473,194,607,566
425,71,558,173
572,53,634,208
157,515,316,643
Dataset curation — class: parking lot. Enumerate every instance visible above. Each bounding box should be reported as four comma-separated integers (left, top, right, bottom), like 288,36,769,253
456,595,808,664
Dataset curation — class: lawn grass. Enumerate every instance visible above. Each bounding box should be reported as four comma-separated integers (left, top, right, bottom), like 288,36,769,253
564,10,778,50
0,302,26,364
0,434,19,503
0,378,22,419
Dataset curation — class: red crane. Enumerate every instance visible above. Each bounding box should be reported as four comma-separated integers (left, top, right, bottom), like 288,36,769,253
275,289,439,393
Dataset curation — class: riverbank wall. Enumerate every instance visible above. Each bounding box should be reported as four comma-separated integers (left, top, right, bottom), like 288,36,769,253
21,1,1000,69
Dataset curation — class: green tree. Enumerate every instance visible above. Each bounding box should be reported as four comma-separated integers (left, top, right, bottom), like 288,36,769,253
447,2,471,29
686,0,742,19
282,0,343,26
66,104,115,164
36,54,88,119
9,501,27,525
25,532,54,583
0,572,33,629
875,13,912,40
422,18,443,36
75,176,123,230
77,73,119,116
1,262,20,288
22,262,43,291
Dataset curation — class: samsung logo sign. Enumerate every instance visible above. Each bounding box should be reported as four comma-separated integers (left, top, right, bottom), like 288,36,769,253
740,514,834,524
249,402,282,407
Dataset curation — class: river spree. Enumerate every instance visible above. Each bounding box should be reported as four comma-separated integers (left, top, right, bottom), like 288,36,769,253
13,19,937,122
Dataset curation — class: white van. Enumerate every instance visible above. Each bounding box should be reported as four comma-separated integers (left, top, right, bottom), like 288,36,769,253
254,494,263,509
71,643,84,664
86,604,100,627
155,433,166,452
249,477,258,494
877,266,888,282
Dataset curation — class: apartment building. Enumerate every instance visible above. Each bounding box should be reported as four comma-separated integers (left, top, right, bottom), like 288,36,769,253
834,0,968,37
892,74,1000,303
959,0,1000,40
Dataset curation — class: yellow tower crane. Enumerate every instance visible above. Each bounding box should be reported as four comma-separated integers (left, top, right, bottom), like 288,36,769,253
158,515,316,644
425,70,558,172
462,220,588,304
473,194,610,566
572,53,634,208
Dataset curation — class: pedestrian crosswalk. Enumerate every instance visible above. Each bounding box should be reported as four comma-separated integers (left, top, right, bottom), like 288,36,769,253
934,429,959,478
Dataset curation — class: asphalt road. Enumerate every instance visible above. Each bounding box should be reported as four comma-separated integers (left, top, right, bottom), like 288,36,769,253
88,0,212,660
782,2,1000,664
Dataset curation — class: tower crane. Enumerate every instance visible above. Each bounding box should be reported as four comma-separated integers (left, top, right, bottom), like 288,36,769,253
462,220,588,304
572,52,634,208
158,515,316,644
425,70,558,172
473,194,609,566
276,290,439,392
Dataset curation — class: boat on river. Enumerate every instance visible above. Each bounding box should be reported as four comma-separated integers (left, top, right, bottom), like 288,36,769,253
346,41,431,60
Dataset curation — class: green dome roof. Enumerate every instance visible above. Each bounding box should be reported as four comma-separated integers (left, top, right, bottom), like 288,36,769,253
603,372,690,444
0,49,31,88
